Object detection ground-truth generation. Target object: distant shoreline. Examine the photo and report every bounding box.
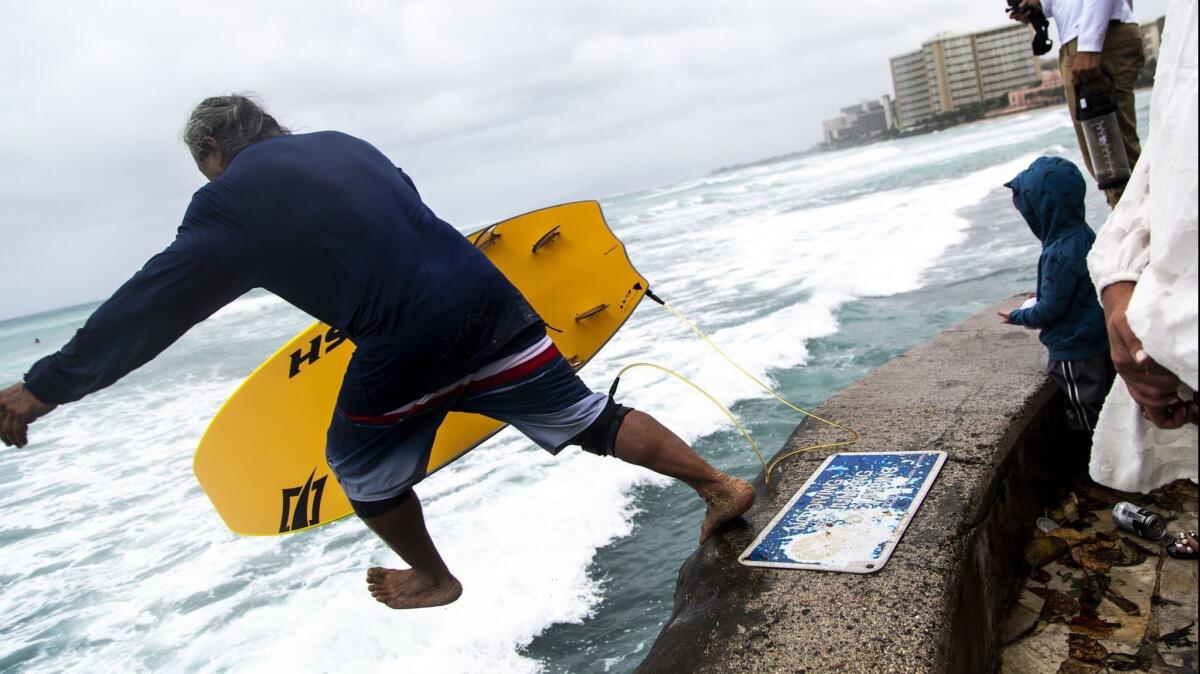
[977,82,1154,125]
[0,299,102,327]
[819,83,1155,153]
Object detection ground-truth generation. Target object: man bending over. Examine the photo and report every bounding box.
[0,94,755,610]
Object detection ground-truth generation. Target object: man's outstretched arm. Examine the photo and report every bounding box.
[3,212,258,447]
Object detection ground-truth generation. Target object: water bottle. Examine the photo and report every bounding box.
[1076,74,1132,190]
[1112,502,1166,541]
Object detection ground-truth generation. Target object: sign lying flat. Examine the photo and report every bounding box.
[739,451,946,573]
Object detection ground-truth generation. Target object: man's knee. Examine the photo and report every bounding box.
[349,488,413,519]
[570,398,633,457]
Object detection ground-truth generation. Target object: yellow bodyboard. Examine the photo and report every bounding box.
[193,202,647,536]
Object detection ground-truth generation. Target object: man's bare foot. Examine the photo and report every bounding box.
[698,473,755,544]
[366,567,463,609]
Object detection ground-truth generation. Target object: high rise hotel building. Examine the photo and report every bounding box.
[890,25,1041,130]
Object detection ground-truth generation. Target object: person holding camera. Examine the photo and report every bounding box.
[1009,0,1145,207]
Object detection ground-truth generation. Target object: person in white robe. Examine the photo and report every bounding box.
[1086,0,1198,494]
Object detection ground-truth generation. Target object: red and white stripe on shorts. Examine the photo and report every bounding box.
[342,336,559,424]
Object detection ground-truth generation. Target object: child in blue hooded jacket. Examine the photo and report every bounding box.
[1002,156,1114,432]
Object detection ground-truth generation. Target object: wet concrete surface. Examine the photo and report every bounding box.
[638,296,1090,673]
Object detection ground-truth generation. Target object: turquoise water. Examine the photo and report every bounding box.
[0,93,1147,673]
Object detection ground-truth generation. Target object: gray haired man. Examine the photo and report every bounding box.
[0,95,756,610]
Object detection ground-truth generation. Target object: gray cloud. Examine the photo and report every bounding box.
[0,0,1167,319]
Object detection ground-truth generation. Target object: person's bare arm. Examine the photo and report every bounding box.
[1072,52,1104,84]
[1074,0,1119,83]
[1101,282,1189,428]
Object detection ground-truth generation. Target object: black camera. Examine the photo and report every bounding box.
[1007,0,1054,56]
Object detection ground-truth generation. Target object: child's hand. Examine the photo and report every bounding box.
[997,311,1012,324]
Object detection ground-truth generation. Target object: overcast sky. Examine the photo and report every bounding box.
[0,1,1168,320]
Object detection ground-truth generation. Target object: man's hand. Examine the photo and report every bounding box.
[1150,401,1194,429]
[0,383,56,448]
[1072,52,1104,85]
[1100,282,1185,429]
[1008,0,1041,23]
[997,311,1013,324]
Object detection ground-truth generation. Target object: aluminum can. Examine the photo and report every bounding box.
[1112,501,1166,541]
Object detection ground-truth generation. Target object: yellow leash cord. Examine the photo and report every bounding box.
[613,361,770,472]
[611,290,860,483]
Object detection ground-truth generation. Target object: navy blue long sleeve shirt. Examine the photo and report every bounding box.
[24,131,541,414]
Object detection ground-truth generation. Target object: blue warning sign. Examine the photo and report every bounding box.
[740,451,946,573]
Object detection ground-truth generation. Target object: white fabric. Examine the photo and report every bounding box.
[1089,385,1197,492]
[1041,0,1136,52]
[1087,0,1198,493]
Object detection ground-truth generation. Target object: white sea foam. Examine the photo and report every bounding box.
[209,292,289,320]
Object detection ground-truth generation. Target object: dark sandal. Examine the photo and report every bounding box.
[1166,531,1199,560]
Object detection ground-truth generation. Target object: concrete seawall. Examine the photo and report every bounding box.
[639,296,1084,673]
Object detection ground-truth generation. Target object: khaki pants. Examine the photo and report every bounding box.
[1060,22,1146,207]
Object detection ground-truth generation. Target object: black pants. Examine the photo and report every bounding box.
[1047,354,1117,432]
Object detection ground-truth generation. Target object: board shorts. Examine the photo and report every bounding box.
[325,329,609,512]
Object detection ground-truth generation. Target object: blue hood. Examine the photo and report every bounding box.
[1005,156,1092,244]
